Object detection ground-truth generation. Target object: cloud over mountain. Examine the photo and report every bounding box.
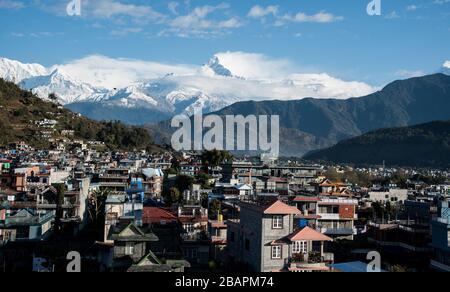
[1,52,377,124]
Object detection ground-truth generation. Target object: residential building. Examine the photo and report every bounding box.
[227,200,333,272]
[293,196,358,240]
[431,199,450,272]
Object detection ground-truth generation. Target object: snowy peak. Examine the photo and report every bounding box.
[0,54,378,125]
[0,57,48,83]
[103,85,159,109]
[203,56,234,77]
[20,67,106,105]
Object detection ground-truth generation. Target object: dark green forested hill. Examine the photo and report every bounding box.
[148,73,450,157]
[0,78,159,151]
[303,120,450,167]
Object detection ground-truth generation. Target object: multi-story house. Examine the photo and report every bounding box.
[179,162,202,177]
[227,200,333,272]
[209,218,227,262]
[0,209,55,242]
[431,199,450,272]
[294,196,358,240]
[368,189,409,204]
[98,168,130,193]
[221,162,319,189]
[213,179,253,201]
[107,219,188,272]
[311,179,353,197]
[141,168,164,199]
[178,204,209,267]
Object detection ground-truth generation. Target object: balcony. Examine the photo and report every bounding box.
[182,232,208,242]
[317,213,340,220]
[288,252,333,272]
[320,227,356,235]
[317,213,358,220]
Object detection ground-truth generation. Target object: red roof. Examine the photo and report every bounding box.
[264,200,301,215]
[288,226,332,242]
[142,207,178,224]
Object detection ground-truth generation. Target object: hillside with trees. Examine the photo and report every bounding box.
[0,78,159,151]
[304,120,450,167]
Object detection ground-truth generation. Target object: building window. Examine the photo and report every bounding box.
[272,215,283,229]
[184,248,198,259]
[271,245,282,259]
[292,241,308,254]
[245,239,250,251]
[184,223,194,233]
[125,243,134,255]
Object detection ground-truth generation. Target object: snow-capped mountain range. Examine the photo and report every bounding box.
[3,54,445,125]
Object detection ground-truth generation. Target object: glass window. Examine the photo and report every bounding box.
[292,241,308,254]
[125,242,134,255]
[271,245,282,259]
[272,215,283,229]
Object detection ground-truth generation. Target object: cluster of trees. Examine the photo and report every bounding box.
[324,168,374,187]
[162,150,233,206]
[324,167,448,188]
[201,149,232,174]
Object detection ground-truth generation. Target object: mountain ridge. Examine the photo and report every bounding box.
[303,120,450,167]
[147,73,450,157]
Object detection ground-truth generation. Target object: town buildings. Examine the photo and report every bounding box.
[1,140,450,273]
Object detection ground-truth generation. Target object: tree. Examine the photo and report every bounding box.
[88,189,109,225]
[52,183,66,234]
[201,149,232,174]
[175,175,194,192]
[196,172,213,189]
[169,187,182,205]
[209,200,222,219]
[371,201,385,222]
[324,167,342,182]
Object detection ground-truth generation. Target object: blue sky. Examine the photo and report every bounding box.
[0,0,449,85]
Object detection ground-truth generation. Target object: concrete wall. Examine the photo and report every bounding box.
[261,214,293,272]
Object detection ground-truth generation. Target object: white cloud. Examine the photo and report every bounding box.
[247,5,343,26]
[208,51,295,79]
[395,69,425,78]
[443,61,450,68]
[110,27,142,36]
[218,18,243,28]
[247,5,278,18]
[11,31,63,38]
[385,11,400,19]
[168,1,179,15]
[434,0,450,4]
[276,11,343,26]
[54,55,197,89]
[0,0,24,9]
[162,3,242,37]
[51,52,375,101]
[406,5,418,11]
[85,0,165,21]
